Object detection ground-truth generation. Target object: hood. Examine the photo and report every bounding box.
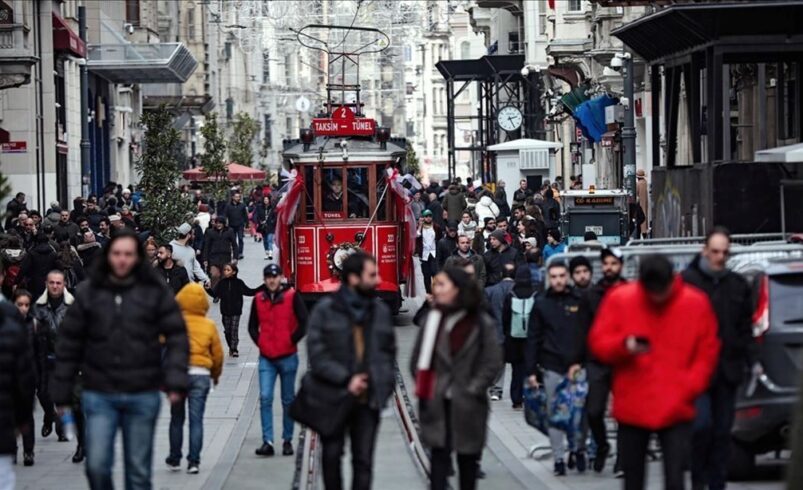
[478,195,493,206]
[36,289,75,306]
[176,282,209,316]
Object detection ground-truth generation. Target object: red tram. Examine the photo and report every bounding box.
[274,25,416,312]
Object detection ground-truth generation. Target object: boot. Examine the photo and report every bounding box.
[72,445,85,463]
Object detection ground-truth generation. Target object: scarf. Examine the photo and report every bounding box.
[699,256,728,281]
[415,308,466,400]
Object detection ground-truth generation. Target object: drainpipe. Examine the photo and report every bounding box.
[621,51,637,199]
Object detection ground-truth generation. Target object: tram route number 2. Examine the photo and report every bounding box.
[312,106,376,137]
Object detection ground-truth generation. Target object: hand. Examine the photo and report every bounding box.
[625,335,650,355]
[167,391,184,405]
[203,280,211,289]
[527,375,539,389]
[425,294,434,306]
[203,261,208,268]
[567,364,581,381]
[348,373,369,397]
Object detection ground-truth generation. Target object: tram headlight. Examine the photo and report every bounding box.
[376,126,390,150]
[300,128,314,151]
[340,139,349,161]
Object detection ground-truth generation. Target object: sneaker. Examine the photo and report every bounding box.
[613,456,624,478]
[213,297,220,304]
[238,255,245,260]
[490,394,501,401]
[554,460,566,476]
[282,441,294,456]
[255,442,275,457]
[593,444,609,473]
[476,467,486,479]
[576,451,587,473]
[511,403,523,410]
[166,458,181,472]
[264,252,270,260]
[23,452,34,467]
[232,350,239,358]
[187,464,199,474]
[57,434,68,443]
[268,253,273,260]
[567,452,576,470]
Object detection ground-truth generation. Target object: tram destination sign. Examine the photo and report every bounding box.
[312,106,376,137]
[573,196,615,206]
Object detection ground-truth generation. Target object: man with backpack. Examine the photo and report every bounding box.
[484,264,516,401]
[502,266,537,409]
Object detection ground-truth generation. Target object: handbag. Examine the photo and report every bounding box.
[289,372,355,437]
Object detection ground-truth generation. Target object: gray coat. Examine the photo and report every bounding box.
[410,310,503,454]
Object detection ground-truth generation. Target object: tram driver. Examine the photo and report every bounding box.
[322,171,369,219]
[323,178,345,214]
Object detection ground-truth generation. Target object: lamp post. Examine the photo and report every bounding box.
[616,51,637,199]
[79,6,90,196]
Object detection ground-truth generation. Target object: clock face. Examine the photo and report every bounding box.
[497,106,523,132]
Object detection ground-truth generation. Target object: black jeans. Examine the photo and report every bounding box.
[692,382,737,490]
[430,400,480,490]
[421,258,438,295]
[509,361,526,405]
[585,364,612,454]
[321,404,380,490]
[619,422,691,490]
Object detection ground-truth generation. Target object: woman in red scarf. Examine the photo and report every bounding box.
[410,267,502,490]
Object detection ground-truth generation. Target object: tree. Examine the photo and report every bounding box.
[200,113,229,202]
[405,141,421,179]
[229,112,260,167]
[135,107,195,243]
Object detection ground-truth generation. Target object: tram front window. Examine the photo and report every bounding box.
[347,168,369,218]
[322,169,344,218]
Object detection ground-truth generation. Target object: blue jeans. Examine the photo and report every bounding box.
[82,390,161,490]
[168,375,211,465]
[258,354,299,444]
[233,225,245,256]
[262,232,275,253]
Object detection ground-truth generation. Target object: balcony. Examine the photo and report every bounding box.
[0,23,37,90]
[475,0,522,15]
[87,42,197,84]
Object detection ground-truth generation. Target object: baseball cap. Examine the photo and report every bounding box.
[422,209,433,217]
[263,264,282,277]
[177,223,192,235]
[600,247,624,263]
[446,220,458,231]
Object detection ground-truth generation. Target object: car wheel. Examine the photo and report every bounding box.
[727,441,756,481]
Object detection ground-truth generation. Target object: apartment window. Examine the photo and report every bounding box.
[264,115,272,148]
[539,0,548,35]
[285,117,293,138]
[460,41,470,60]
[262,51,271,83]
[285,55,292,86]
[568,0,583,11]
[125,0,140,26]
[404,45,413,63]
[508,32,520,54]
[226,97,234,120]
[187,8,195,40]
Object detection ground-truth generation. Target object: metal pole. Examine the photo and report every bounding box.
[79,6,91,197]
[622,52,637,199]
[780,182,786,238]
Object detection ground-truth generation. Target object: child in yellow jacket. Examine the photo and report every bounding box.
[167,282,224,473]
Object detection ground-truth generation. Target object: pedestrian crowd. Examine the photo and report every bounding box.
[411,176,755,490]
[0,181,291,490]
[0,175,762,490]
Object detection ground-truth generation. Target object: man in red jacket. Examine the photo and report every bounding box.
[248,264,308,457]
[589,255,720,490]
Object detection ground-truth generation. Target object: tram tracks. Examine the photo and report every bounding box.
[292,361,430,490]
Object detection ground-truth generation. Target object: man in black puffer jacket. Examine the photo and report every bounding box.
[222,191,249,259]
[0,271,35,485]
[203,217,237,279]
[51,228,188,490]
[682,228,754,490]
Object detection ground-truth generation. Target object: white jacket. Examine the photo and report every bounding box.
[474,195,499,224]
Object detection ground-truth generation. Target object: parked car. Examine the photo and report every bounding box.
[728,258,803,479]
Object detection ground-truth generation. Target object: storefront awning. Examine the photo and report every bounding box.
[53,13,85,58]
[612,1,803,64]
[87,43,197,84]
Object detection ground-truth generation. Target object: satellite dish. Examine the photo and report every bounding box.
[295,96,311,113]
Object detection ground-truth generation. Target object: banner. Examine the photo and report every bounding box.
[275,169,305,276]
[386,168,417,297]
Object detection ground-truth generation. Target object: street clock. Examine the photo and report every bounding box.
[497,105,523,132]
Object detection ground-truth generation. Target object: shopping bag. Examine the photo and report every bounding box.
[523,385,549,436]
[549,373,589,445]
